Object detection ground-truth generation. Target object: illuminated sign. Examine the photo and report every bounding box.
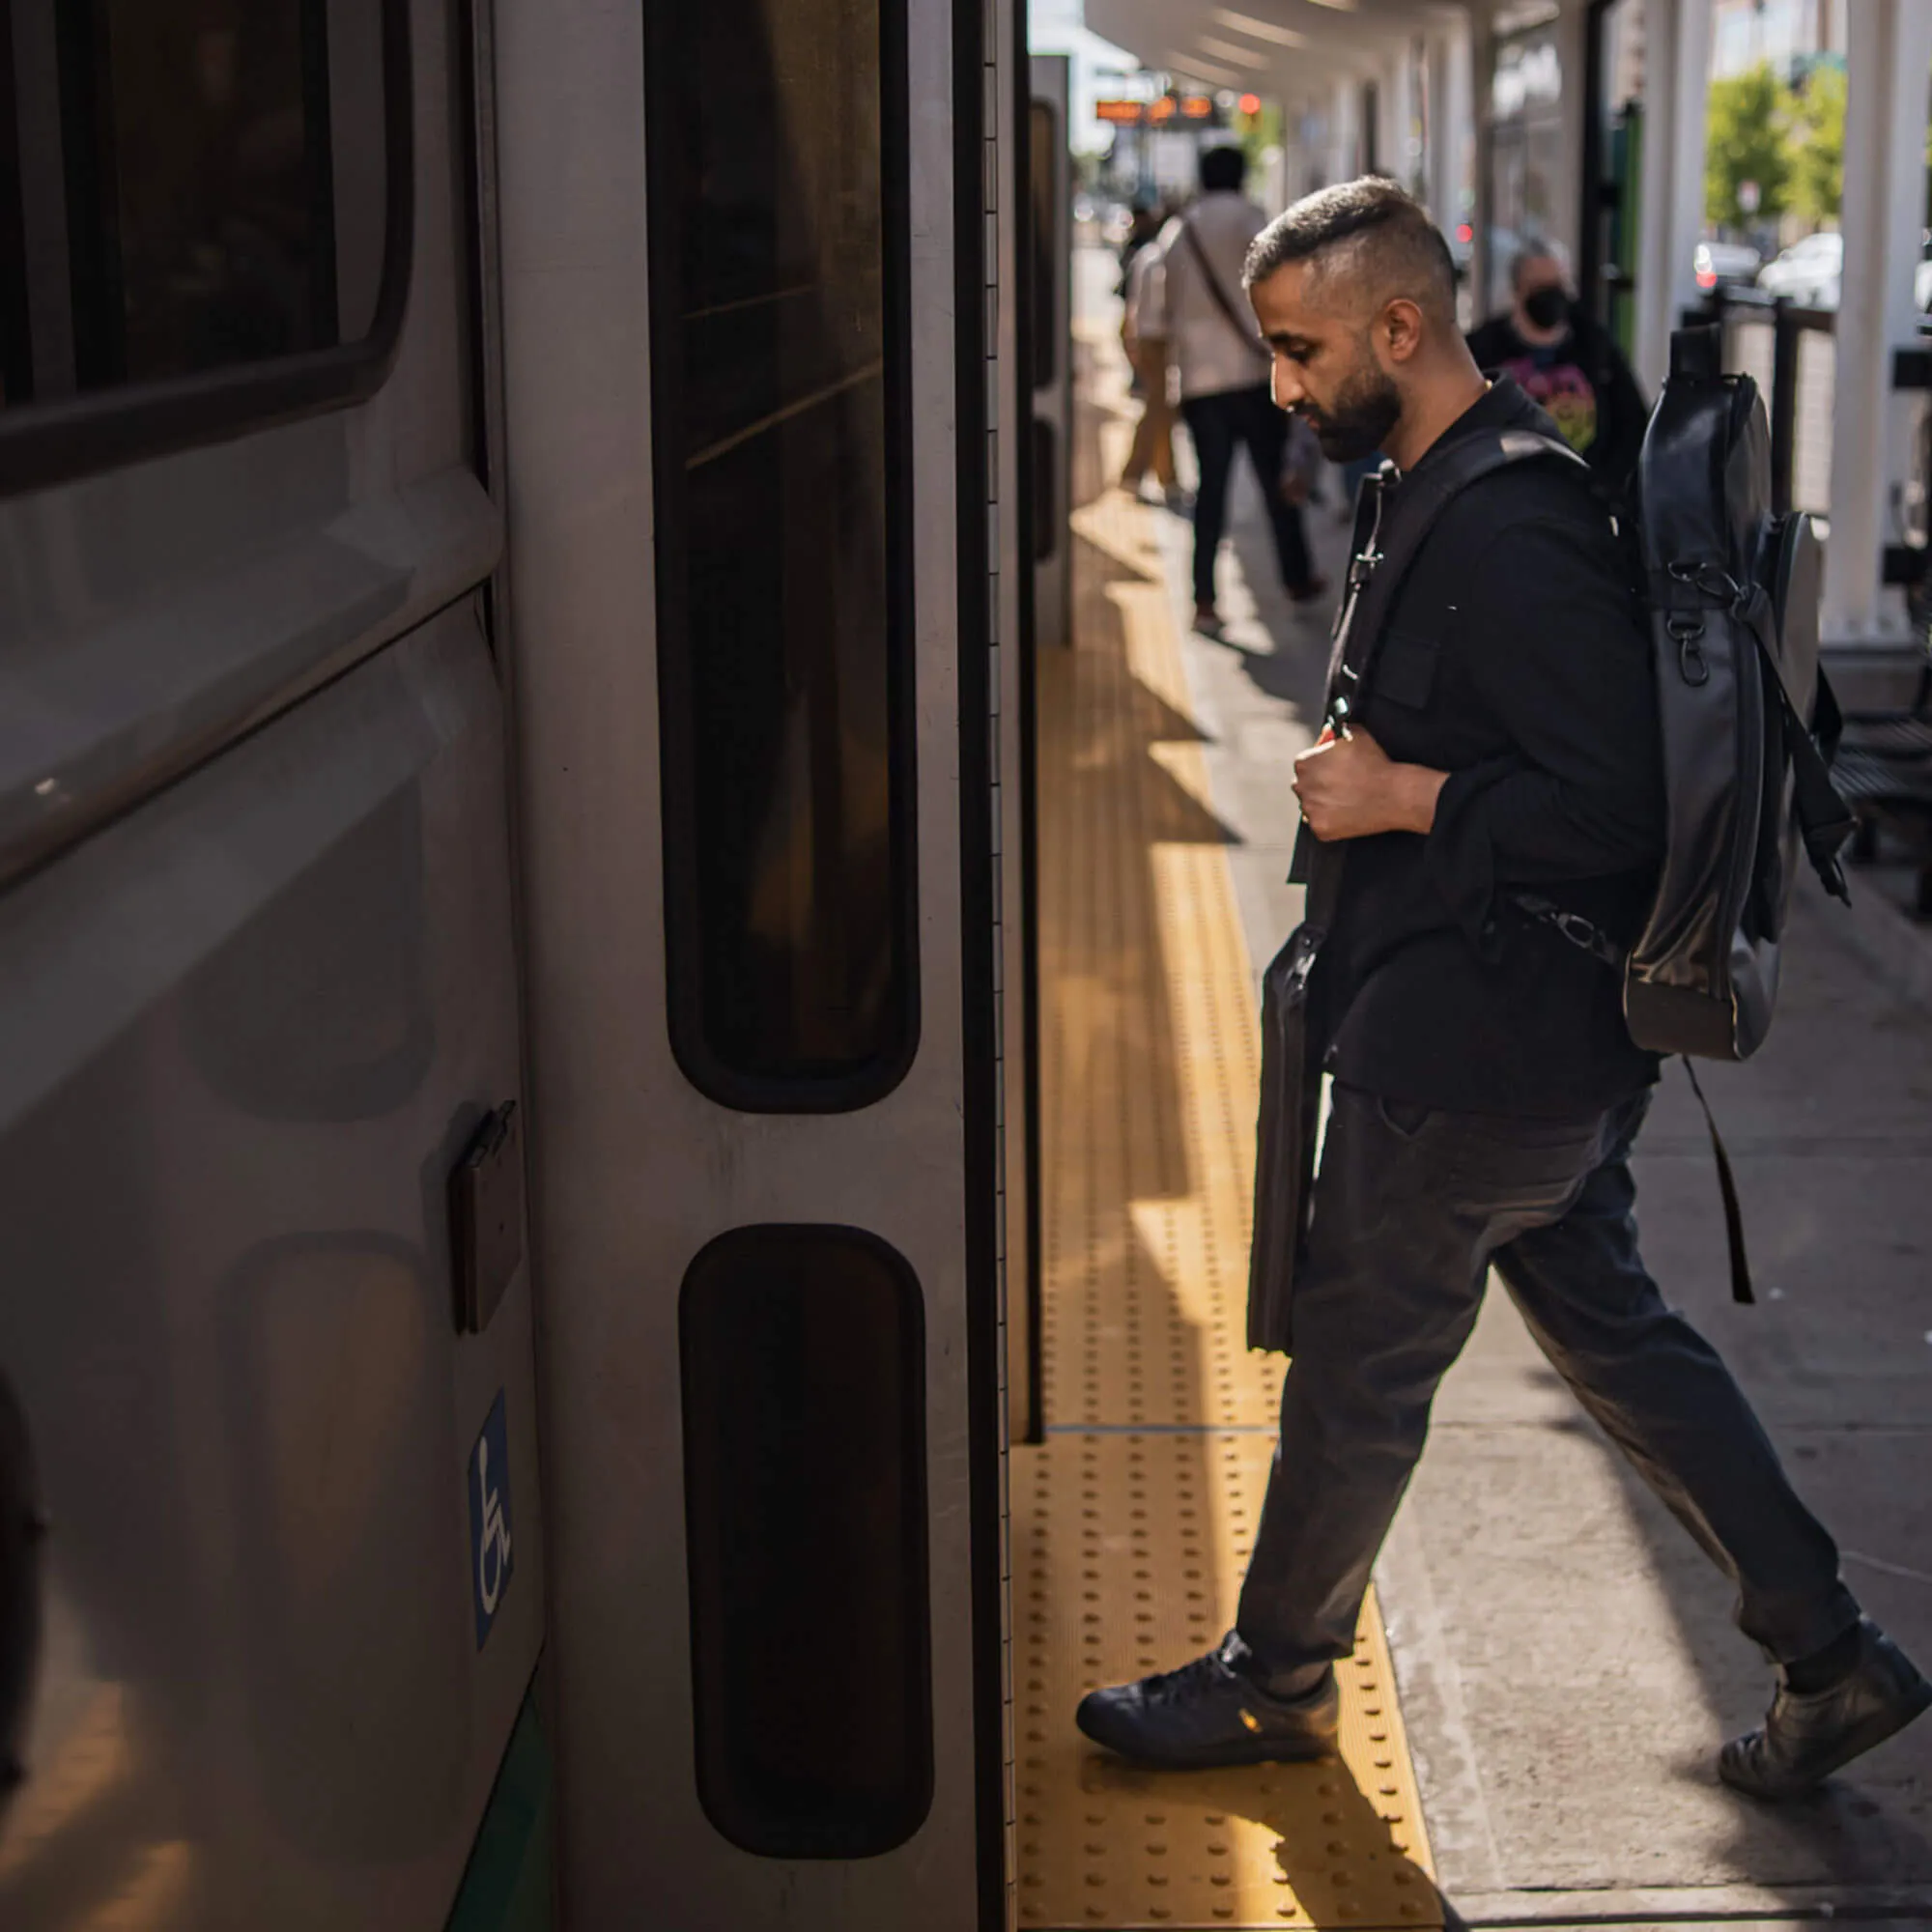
[1179,95,1214,118]
[1094,99,1146,123]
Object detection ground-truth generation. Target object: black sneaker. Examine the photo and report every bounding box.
[1075,1632,1340,1770]
[1719,1618,1932,1801]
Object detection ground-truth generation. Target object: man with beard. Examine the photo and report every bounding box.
[1076,178,1929,1802]
[1466,242,1649,502]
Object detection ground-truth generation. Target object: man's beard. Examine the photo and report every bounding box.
[1303,356,1404,465]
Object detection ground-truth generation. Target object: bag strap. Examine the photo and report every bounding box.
[1327,427,1589,729]
[1289,424,1587,912]
[1682,1059,1754,1304]
[1178,216,1268,364]
[1658,561,1856,901]
[1294,469,1394,927]
[1728,579,1855,897]
[1522,913,1759,1305]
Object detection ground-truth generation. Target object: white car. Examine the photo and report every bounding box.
[1756,231,1842,308]
[1918,255,1932,317]
[1695,240,1762,292]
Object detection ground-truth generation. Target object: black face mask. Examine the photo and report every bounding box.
[1521,286,1571,331]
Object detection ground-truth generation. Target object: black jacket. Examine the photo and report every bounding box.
[1311,378,1664,1117]
[1465,308,1649,501]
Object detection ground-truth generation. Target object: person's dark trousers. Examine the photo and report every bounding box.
[1236,1084,1860,1678]
[1180,384,1314,610]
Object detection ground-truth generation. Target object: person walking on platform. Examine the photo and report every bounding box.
[1077,178,1931,1800]
[1466,240,1649,503]
[1143,146,1324,633]
[1118,218,1179,503]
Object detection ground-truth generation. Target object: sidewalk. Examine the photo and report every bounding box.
[1077,248,1932,1927]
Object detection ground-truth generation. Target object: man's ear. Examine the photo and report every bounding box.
[1380,297,1427,365]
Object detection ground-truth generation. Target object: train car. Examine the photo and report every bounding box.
[0,0,1035,1926]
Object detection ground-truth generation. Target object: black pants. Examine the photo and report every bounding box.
[1180,384,1314,610]
[1236,1084,1859,1674]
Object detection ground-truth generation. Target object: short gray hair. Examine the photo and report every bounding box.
[1510,240,1570,289]
[1243,176,1456,325]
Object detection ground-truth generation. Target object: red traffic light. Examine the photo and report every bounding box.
[1238,93,1261,116]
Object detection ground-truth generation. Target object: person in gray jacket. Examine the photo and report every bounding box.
[1142,147,1323,631]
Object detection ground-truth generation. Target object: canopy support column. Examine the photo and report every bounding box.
[1425,19,1473,236]
[1632,0,1711,390]
[1822,0,1932,645]
[1469,9,1497,321]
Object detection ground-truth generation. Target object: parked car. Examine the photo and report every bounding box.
[1695,240,1762,292]
[1756,231,1842,308]
[1918,254,1932,318]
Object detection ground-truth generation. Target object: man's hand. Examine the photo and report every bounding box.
[1293,724,1448,841]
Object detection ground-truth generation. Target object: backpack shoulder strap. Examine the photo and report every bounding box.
[1292,424,1582,895]
[1177,215,1268,364]
[1330,427,1586,723]
[1664,567,1857,900]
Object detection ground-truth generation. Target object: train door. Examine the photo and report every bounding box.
[0,1,547,1927]
[495,0,1012,1926]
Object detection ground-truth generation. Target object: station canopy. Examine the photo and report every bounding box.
[1084,0,1471,98]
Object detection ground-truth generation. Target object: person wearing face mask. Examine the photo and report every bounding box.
[1076,178,1928,1810]
[1466,243,1649,502]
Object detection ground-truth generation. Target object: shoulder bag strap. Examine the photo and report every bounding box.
[1656,563,1857,900]
[1290,426,1585,908]
[1178,215,1268,365]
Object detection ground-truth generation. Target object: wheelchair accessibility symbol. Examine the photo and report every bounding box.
[468,1391,515,1648]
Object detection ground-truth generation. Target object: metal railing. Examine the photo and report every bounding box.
[1680,289,1932,542]
[1680,287,1838,518]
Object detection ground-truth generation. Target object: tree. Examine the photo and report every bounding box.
[1235,99,1283,187]
[1787,64,1846,225]
[1705,64,1792,231]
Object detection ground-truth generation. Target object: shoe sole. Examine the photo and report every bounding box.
[1719,1677,1932,1801]
[1075,1719,1339,1773]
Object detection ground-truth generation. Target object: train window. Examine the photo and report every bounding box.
[679,1226,931,1859]
[644,0,917,1111]
[1029,101,1055,391]
[0,0,409,494]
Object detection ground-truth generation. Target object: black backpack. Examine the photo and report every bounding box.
[1617,326,1854,1058]
[1494,327,1855,1304]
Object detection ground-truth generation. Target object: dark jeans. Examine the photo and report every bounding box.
[1237,1084,1859,1675]
[1180,384,1314,610]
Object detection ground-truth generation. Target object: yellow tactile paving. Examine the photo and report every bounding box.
[1037,473,1285,1433]
[1017,1435,1435,1930]
[1015,335,1438,1929]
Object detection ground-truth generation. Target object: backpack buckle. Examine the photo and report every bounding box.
[1666,612,1711,684]
[1665,558,1745,607]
